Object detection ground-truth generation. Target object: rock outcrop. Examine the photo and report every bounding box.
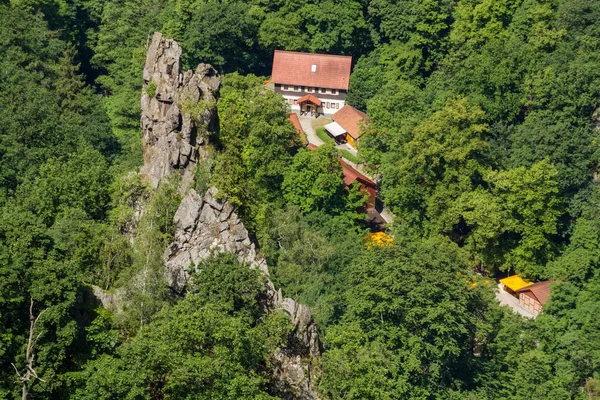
[90,285,124,314]
[165,187,321,399]
[140,32,321,398]
[141,32,220,188]
[270,296,322,399]
[164,187,269,293]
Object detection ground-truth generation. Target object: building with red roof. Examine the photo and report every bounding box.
[272,50,352,116]
[287,113,306,144]
[516,281,553,316]
[306,144,377,209]
[287,113,302,132]
[325,104,369,149]
[340,159,377,209]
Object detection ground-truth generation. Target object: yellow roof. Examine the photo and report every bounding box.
[499,275,533,292]
[365,232,393,248]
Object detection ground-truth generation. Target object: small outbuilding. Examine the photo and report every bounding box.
[516,280,553,316]
[331,105,368,149]
[340,159,377,209]
[288,113,303,134]
[499,275,553,316]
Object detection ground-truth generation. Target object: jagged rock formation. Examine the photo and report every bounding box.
[139,32,321,398]
[164,187,269,293]
[141,32,220,188]
[165,187,321,399]
[270,297,322,399]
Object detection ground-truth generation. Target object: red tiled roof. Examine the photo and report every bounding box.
[332,105,368,140]
[288,113,303,134]
[517,280,553,306]
[297,94,322,106]
[340,159,376,188]
[272,50,352,90]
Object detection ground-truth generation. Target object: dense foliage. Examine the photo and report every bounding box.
[2,0,600,399]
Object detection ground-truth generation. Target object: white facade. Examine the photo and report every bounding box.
[281,94,345,115]
[274,83,347,115]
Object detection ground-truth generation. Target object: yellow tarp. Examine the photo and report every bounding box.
[499,275,533,292]
[366,232,393,248]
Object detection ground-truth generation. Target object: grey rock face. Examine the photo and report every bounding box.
[141,32,220,188]
[164,187,269,292]
[140,33,320,398]
[165,187,321,399]
[91,285,123,314]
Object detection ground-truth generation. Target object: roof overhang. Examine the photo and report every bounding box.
[324,122,347,137]
[297,94,321,106]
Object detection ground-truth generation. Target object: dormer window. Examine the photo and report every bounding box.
[311,64,317,72]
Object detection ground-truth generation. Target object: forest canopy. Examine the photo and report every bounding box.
[1,0,600,399]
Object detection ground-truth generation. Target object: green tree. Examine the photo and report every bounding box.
[0,6,118,397]
[369,0,453,73]
[449,159,562,277]
[182,1,263,73]
[382,97,489,230]
[212,73,300,230]
[321,238,499,398]
[282,145,346,215]
[72,254,291,399]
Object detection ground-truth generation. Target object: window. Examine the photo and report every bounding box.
[283,85,288,91]
[288,98,293,105]
[311,64,317,72]
[307,87,313,93]
[321,88,326,94]
[336,103,340,109]
[326,102,330,108]
[294,86,299,91]
[321,102,324,107]
[293,99,297,105]
[332,89,338,95]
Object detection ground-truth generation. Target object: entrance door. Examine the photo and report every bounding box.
[306,105,312,113]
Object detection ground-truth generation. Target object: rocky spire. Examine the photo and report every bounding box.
[141,32,220,188]
[139,32,321,398]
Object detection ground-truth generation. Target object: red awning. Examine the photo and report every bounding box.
[297,94,321,106]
